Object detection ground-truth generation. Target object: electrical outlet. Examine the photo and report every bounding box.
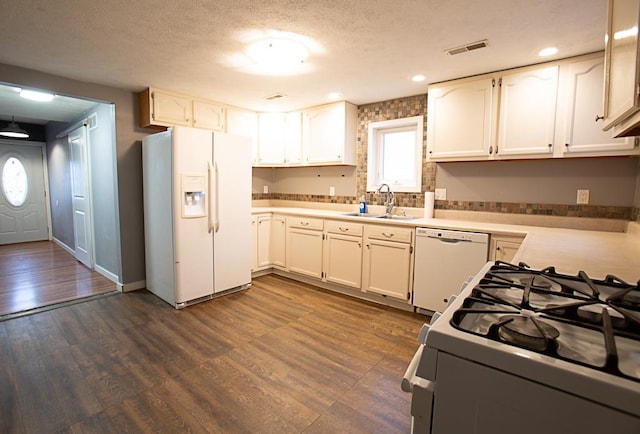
[263,185,269,194]
[329,186,336,196]
[576,189,589,205]
[434,188,447,200]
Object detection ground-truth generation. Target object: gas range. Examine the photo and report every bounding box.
[403,261,640,434]
[451,261,640,382]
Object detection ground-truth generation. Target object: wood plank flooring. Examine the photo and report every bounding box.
[0,241,116,317]
[0,273,427,433]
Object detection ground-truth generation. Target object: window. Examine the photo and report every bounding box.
[2,157,29,207]
[367,115,423,192]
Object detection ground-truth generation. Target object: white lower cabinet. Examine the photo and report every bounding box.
[322,220,363,289]
[490,234,525,263]
[270,214,286,269]
[362,225,414,301]
[286,217,324,278]
[252,213,271,272]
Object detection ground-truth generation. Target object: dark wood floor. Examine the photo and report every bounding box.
[0,273,427,433]
[0,241,116,317]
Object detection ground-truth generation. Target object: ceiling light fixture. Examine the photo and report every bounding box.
[0,116,29,139]
[538,47,558,57]
[328,92,343,100]
[411,74,426,82]
[20,89,54,102]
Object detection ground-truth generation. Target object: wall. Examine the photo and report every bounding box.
[0,62,147,286]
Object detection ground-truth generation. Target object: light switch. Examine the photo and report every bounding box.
[263,185,269,194]
[577,189,589,204]
[329,186,336,196]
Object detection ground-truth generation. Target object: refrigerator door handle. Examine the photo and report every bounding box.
[213,161,220,233]
[207,161,215,233]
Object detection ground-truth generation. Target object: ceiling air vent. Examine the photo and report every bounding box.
[265,93,287,101]
[445,39,489,56]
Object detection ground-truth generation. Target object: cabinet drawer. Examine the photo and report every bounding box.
[365,225,413,243]
[325,220,363,236]
[286,216,324,231]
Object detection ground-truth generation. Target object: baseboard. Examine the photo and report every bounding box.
[94,264,120,286]
[121,280,146,292]
[52,237,75,256]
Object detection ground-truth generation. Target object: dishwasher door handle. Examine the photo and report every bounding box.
[428,236,467,243]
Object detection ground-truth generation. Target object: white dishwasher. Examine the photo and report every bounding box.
[413,228,489,313]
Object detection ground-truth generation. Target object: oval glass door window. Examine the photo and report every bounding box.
[2,157,29,206]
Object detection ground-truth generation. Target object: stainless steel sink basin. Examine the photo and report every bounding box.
[341,212,384,218]
[342,212,416,220]
[375,214,417,220]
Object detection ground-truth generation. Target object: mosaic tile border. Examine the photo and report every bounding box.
[252,193,635,220]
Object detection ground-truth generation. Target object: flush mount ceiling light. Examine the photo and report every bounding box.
[328,92,343,100]
[411,74,426,82]
[0,116,29,139]
[538,46,558,57]
[19,89,54,102]
[224,30,324,76]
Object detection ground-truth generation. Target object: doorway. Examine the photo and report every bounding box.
[0,142,48,244]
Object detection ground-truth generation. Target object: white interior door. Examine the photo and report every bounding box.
[69,126,93,268]
[0,142,49,244]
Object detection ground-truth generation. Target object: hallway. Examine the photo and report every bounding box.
[0,241,117,318]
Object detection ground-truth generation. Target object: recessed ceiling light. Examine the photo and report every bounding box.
[538,47,558,57]
[328,92,343,100]
[20,89,54,102]
[411,74,426,82]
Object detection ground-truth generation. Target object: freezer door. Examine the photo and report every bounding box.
[212,132,252,293]
[172,126,215,303]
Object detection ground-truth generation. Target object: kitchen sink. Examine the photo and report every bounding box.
[341,212,416,220]
[375,214,417,220]
[341,212,384,218]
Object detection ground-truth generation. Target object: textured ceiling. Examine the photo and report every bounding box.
[0,0,607,123]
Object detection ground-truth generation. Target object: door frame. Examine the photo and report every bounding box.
[0,138,52,243]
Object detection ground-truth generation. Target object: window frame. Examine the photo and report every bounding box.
[366,115,423,193]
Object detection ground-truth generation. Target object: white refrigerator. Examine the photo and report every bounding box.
[142,126,252,308]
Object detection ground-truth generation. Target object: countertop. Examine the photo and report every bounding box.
[252,205,640,283]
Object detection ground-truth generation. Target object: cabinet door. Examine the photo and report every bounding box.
[152,89,192,127]
[362,238,412,300]
[193,100,225,131]
[563,56,636,155]
[257,113,286,165]
[323,233,362,288]
[497,66,558,157]
[256,216,272,268]
[603,0,640,129]
[427,78,495,160]
[226,107,258,164]
[302,102,356,165]
[251,215,258,271]
[285,112,303,164]
[270,215,286,268]
[287,228,323,278]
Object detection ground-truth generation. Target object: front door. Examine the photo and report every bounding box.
[0,142,49,244]
[68,126,93,268]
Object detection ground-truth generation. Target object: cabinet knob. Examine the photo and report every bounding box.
[595,115,604,122]
[489,146,493,155]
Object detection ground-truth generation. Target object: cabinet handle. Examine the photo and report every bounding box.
[339,227,349,232]
[300,221,309,226]
[358,242,362,248]
[366,244,370,249]
[595,115,604,122]
[489,146,493,155]
[565,143,570,148]
[382,232,394,238]
[548,143,552,150]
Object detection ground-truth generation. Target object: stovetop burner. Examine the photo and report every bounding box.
[451,261,640,382]
[495,314,560,352]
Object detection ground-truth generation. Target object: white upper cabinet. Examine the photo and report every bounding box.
[561,54,638,156]
[427,53,639,161]
[427,78,495,160]
[226,107,258,163]
[603,0,640,137]
[140,88,193,128]
[192,99,225,132]
[496,66,558,157]
[302,101,357,165]
[255,112,303,166]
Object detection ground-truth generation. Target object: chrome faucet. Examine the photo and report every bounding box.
[377,183,395,215]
